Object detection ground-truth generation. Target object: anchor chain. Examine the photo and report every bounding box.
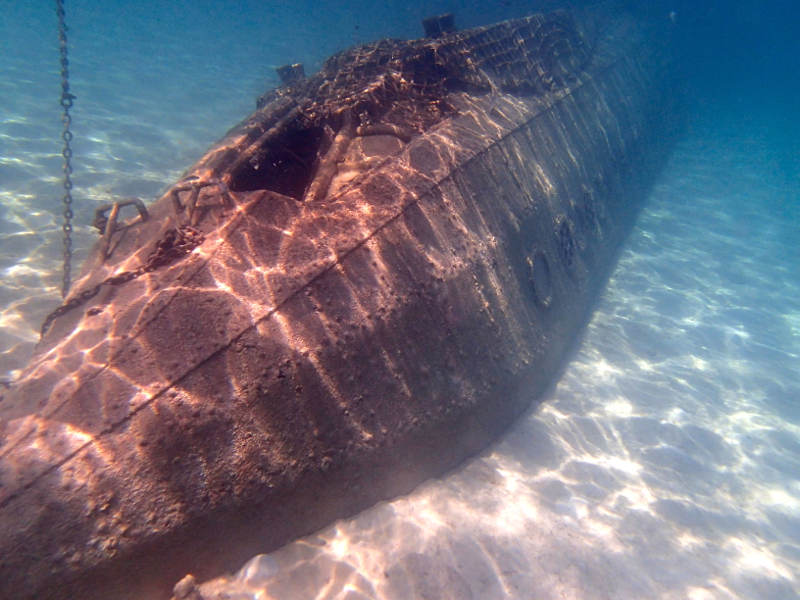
[40,226,205,337]
[56,0,76,298]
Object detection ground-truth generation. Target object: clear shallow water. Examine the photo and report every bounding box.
[1,1,799,598]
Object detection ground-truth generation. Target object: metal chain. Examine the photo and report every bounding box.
[56,0,76,298]
[39,226,206,337]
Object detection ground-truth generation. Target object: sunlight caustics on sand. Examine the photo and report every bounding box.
[1,3,798,598]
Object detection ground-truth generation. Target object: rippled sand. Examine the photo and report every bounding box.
[2,5,799,599]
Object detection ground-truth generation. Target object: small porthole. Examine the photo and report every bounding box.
[527,248,552,309]
[555,215,575,269]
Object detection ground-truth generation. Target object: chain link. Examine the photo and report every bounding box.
[40,226,205,337]
[56,0,76,298]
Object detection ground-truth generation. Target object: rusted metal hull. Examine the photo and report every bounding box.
[0,10,676,600]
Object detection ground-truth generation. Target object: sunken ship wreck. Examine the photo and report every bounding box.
[0,6,677,600]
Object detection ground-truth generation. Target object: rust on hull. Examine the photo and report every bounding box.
[0,8,677,600]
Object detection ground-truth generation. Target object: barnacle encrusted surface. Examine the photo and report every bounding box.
[257,12,589,134]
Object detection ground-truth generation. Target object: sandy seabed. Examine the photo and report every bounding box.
[1,8,799,598]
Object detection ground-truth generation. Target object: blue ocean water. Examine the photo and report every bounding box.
[1,0,799,598]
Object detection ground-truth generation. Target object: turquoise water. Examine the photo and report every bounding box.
[1,1,799,598]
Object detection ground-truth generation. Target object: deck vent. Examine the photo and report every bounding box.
[275,63,305,84]
[422,13,456,38]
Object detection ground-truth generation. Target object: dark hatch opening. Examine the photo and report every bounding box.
[227,123,324,200]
